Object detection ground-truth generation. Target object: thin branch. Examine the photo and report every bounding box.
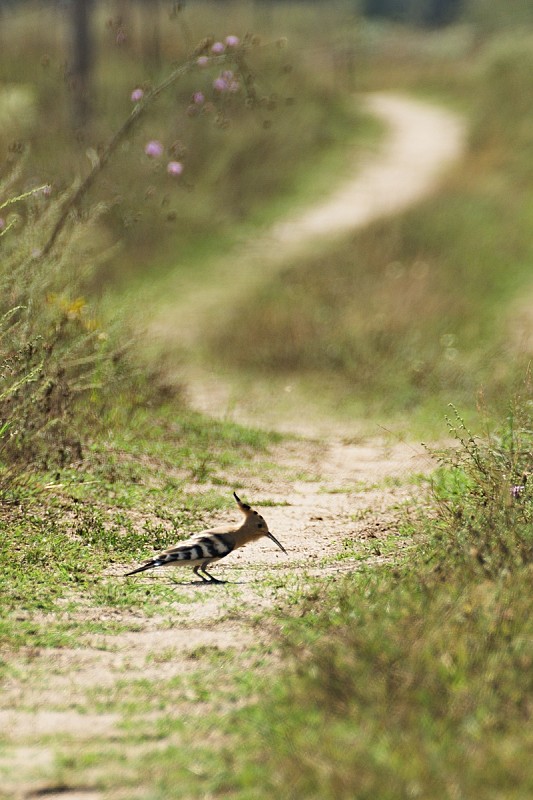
[0,184,50,212]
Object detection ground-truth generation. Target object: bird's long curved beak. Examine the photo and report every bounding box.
[267,531,287,554]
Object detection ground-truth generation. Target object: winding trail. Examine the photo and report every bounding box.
[2,94,466,800]
[272,92,465,246]
[152,91,466,428]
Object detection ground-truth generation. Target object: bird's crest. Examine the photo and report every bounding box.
[234,491,253,515]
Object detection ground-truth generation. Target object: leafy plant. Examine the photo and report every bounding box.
[0,184,126,474]
[429,398,533,576]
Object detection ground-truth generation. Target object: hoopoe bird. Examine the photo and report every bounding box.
[125,492,287,584]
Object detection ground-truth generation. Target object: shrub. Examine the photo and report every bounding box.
[0,182,127,475]
[430,398,533,577]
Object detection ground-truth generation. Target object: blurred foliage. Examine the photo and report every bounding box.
[361,0,533,30]
[0,1,361,286]
[464,0,533,33]
[0,180,134,476]
[209,25,533,415]
[362,0,464,27]
[469,33,533,180]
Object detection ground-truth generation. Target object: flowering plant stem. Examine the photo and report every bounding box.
[40,49,247,257]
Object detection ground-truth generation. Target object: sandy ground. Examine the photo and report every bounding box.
[1,93,465,800]
[2,436,433,800]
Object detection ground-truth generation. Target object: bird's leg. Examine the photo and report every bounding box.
[193,565,210,583]
[200,563,226,584]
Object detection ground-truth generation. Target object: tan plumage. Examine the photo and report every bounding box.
[125,492,287,584]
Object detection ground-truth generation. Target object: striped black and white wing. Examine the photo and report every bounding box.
[188,531,236,563]
[125,531,235,576]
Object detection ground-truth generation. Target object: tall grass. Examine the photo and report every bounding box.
[0,178,133,477]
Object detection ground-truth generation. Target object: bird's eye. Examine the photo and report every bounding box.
[257,523,263,528]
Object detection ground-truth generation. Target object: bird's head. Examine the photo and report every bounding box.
[233,491,287,554]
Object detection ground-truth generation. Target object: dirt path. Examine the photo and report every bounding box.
[151,92,465,430]
[2,436,434,800]
[271,91,464,245]
[151,92,465,356]
[2,93,465,800]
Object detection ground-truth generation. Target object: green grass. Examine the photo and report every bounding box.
[0,402,286,655]
[4,9,533,800]
[205,28,533,428]
[233,575,533,800]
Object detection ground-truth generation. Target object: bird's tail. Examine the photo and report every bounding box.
[124,562,155,576]
[125,544,195,576]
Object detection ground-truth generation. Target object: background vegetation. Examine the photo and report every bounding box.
[206,19,533,421]
[0,0,367,478]
[2,0,533,797]
[0,0,362,287]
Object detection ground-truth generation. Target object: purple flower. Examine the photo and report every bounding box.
[197,56,209,67]
[144,140,164,158]
[213,71,239,94]
[225,35,240,48]
[167,161,183,177]
[193,91,205,105]
[219,71,239,93]
[131,88,144,102]
[213,77,228,92]
[42,184,52,197]
[211,41,225,54]
[511,485,526,499]
[116,28,127,45]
